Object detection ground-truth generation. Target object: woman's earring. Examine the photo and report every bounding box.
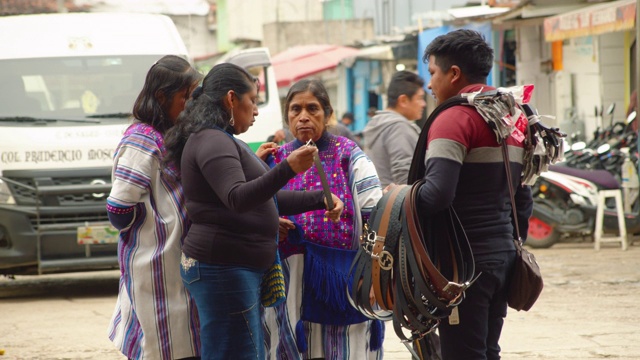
[229,107,235,126]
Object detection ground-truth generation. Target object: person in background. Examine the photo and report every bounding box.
[416,29,533,359]
[363,71,426,188]
[340,111,365,147]
[328,111,361,147]
[267,127,295,144]
[340,111,355,127]
[367,106,377,121]
[263,79,383,359]
[106,55,203,360]
[163,63,343,360]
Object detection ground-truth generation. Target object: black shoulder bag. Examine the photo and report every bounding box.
[501,135,544,312]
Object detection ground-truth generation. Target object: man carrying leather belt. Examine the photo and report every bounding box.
[414,29,533,359]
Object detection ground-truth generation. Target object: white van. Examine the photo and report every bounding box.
[224,47,284,150]
[0,13,282,275]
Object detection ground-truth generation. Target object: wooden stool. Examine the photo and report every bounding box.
[594,189,627,250]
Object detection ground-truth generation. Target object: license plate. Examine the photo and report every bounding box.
[77,224,119,245]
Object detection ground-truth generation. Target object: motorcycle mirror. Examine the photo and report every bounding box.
[597,143,611,154]
[626,111,637,124]
[606,103,615,115]
[571,141,586,151]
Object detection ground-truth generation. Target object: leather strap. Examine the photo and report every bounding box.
[348,189,394,320]
[408,96,468,184]
[403,181,472,303]
[502,141,521,241]
[371,184,409,310]
[370,184,405,308]
[348,179,477,341]
[377,185,410,309]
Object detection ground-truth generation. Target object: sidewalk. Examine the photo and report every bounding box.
[381,242,640,359]
[0,242,638,359]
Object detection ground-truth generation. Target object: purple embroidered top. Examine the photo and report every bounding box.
[273,132,382,258]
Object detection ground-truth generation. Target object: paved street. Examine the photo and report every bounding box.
[384,242,640,359]
[1,242,639,359]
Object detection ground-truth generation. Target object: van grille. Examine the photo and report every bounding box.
[28,212,109,230]
[5,174,111,206]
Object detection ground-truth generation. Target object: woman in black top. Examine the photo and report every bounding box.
[164,63,343,360]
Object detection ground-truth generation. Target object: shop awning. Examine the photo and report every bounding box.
[447,5,509,19]
[340,45,394,67]
[271,44,359,88]
[543,0,636,42]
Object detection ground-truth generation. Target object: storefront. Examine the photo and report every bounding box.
[542,0,635,138]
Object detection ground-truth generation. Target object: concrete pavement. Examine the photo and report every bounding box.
[381,242,640,359]
[1,242,638,359]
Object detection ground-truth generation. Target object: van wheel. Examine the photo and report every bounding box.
[527,216,560,248]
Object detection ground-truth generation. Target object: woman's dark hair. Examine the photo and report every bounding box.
[283,79,333,124]
[423,29,494,84]
[164,62,256,169]
[132,55,202,134]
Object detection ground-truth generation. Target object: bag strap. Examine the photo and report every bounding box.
[501,141,521,243]
[408,96,468,184]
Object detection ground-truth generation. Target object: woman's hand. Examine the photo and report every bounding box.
[324,193,344,222]
[278,217,295,242]
[256,142,278,160]
[286,145,317,173]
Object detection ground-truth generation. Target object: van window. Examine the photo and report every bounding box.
[0,55,159,120]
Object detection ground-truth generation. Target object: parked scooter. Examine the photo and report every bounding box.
[527,111,639,248]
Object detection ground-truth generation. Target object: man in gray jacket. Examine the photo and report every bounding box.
[363,70,426,188]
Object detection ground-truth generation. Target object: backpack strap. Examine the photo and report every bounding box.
[408,96,469,184]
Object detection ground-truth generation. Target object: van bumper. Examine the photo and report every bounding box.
[0,205,118,275]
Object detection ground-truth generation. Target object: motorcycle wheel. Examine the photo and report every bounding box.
[527,216,560,248]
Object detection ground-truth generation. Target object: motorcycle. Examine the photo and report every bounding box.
[527,111,639,248]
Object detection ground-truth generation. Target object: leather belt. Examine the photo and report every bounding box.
[348,179,477,343]
[348,186,394,320]
[370,184,409,310]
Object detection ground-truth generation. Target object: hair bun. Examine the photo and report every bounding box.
[192,86,203,99]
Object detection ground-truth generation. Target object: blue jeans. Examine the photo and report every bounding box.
[438,250,516,360]
[181,257,264,360]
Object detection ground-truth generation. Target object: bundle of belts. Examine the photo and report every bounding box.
[348,88,564,359]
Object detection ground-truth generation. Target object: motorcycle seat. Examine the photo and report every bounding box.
[549,165,620,190]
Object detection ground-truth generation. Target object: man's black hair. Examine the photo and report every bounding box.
[423,29,494,84]
[387,70,425,108]
[341,112,355,122]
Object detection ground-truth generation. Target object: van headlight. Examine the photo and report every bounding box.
[0,179,16,204]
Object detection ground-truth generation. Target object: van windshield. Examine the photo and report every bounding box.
[0,55,159,121]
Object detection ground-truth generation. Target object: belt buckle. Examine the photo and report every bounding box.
[443,273,482,306]
[377,250,393,270]
[363,230,377,254]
